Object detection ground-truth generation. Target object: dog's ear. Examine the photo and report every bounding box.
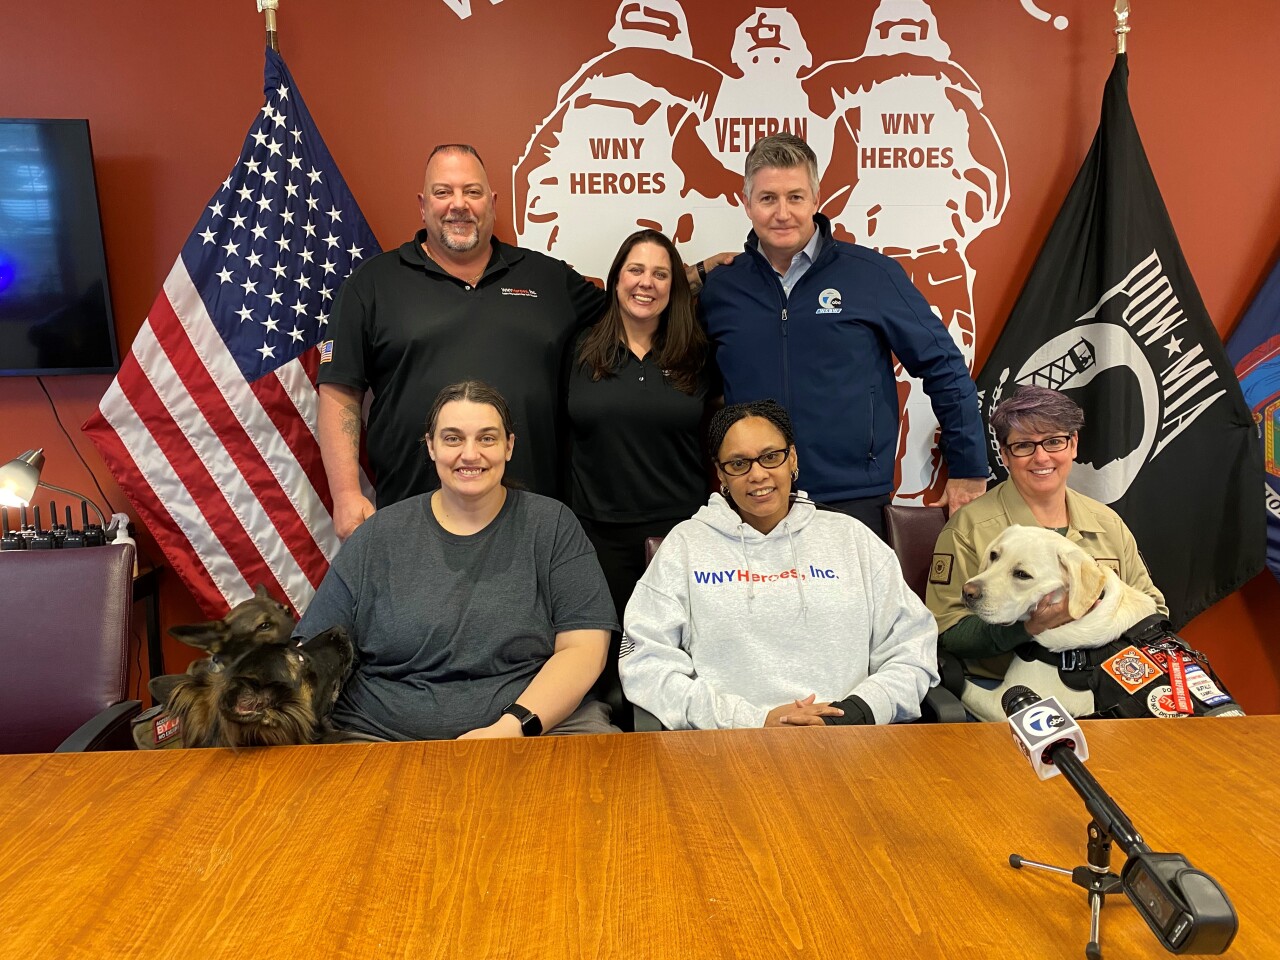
[149,672,189,706]
[186,657,219,677]
[1058,543,1106,619]
[168,621,230,654]
[253,584,270,601]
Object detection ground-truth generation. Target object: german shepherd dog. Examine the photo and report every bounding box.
[151,587,354,748]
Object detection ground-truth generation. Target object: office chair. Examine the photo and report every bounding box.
[882,505,967,721]
[0,544,142,753]
[592,636,634,733]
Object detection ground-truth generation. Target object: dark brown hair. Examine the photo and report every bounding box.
[577,229,706,395]
[425,379,517,438]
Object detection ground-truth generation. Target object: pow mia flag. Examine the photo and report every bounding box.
[976,54,1264,628]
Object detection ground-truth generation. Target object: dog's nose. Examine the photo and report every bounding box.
[962,581,982,603]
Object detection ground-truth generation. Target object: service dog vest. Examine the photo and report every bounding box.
[1014,616,1243,720]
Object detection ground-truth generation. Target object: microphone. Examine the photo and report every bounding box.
[1002,685,1139,848]
[1002,685,1237,953]
[1003,684,1089,781]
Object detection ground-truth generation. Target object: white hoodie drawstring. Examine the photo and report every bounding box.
[738,525,754,608]
[736,517,808,617]
[784,520,809,619]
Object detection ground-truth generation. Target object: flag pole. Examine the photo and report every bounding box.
[1114,0,1131,54]
[253,0,276,51]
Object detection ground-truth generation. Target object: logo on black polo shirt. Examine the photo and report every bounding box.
[501,287,539,298]
[816,288,842,314]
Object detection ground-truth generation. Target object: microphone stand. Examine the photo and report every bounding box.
[1008,746,1144,960]
[1011,820,1120,960]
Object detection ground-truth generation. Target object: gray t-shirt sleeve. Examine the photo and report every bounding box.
[294,539,360,641]
[547,502,619,635]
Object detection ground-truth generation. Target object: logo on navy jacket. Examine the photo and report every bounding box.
[816,288,843,314]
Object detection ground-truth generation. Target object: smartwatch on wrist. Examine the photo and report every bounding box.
[501,702,543,737]
[695,260,708,285]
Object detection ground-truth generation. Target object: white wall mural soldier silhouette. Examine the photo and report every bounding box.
[807,0,1009,500]
[513,0,741,274]
[513,0,1012,501]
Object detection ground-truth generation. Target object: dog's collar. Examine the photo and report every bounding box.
[1015,641,1114,673]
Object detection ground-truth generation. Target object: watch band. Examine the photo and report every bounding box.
[501,702,543,737]
[695,260,708,285]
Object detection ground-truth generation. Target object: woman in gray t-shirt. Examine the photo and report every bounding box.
[297,380,619,740]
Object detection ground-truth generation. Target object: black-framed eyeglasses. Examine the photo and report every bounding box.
[1004,435,1072,458]
[718,448,790,476]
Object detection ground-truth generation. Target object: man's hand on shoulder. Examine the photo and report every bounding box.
[685,252,737,294]
[333,493,375,541]
[928,477,987,513]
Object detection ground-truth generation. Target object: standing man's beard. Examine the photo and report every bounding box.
[439,215,480,253]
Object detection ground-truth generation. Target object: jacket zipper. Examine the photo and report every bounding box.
[867,387,877,462]
[780,306,790,408]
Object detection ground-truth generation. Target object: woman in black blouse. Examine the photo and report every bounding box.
[567,229,715,711]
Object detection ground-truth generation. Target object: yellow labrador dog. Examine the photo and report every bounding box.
[958,525,1158,722]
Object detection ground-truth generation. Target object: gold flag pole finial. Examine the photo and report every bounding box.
[253,0,276,51]
[1115,0,1131,54]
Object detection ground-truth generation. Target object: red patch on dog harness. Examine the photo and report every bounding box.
[154,713,181,743]
[1166,652,1196,715]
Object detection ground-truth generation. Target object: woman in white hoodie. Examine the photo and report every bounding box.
[619,399,939,730]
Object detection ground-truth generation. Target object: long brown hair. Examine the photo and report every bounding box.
[577,229,707,394]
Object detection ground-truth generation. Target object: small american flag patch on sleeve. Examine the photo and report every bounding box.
[319,340,334,363]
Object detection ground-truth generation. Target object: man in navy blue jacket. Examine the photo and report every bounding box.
[698,133,987,538]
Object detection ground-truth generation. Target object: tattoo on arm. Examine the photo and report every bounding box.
[338,402,362,451]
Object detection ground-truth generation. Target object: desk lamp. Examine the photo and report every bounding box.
[0,448,109,546]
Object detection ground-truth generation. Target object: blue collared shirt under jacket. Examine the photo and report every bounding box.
[777,227,822,298]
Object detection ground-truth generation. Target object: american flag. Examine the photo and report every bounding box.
[84,49,379,617]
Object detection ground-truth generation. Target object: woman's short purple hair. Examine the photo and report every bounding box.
[989,386,1084,445]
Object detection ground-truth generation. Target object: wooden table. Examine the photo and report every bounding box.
[1,718,1276,959]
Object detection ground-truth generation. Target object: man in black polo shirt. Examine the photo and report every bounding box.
[319,143,607,540]
[319,143,724,539]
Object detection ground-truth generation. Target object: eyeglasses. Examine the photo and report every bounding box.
[718,448,790,476]
[1004,435,1072,458]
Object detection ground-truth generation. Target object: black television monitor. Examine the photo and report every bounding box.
[0,118,119,376]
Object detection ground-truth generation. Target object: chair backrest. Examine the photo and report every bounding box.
[643,536,664,567]
[882,505,947,601]
[0,544,135,753]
